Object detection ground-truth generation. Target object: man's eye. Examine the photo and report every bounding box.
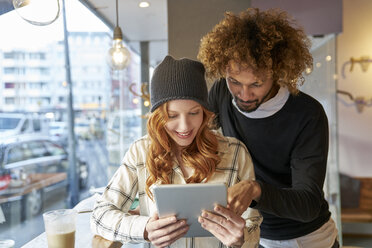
[229,80,239,85]
[251,82,262,88]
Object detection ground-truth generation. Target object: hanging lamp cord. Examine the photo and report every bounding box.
[116,0,119,27]
[113,0,123,40]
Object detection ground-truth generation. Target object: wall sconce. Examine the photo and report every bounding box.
[107,0,131,70]
[341,56,372,79]
[337,90,372,113]
[350,56,371,72]
[13,0,60,26]
[129,83,150,114]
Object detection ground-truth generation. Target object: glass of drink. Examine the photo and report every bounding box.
[0,239,15,248]
[43,209,77,248]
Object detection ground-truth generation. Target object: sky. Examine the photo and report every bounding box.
[0,0,110,49]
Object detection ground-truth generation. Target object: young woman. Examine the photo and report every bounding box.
[91,55,261,248]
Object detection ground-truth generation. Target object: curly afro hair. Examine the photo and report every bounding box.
[197,8,313,94]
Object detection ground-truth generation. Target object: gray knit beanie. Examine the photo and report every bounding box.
[150,55,209,112]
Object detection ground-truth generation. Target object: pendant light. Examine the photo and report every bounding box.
[107,0,131,70]
[13,0,60,26]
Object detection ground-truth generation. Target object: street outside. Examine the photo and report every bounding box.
[0,138,111,247]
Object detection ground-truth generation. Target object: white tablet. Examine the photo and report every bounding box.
[152,183,227,237]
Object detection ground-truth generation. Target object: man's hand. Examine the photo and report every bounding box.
[228,180,261,216]
[198,204,245,247]
[144,213,189,248]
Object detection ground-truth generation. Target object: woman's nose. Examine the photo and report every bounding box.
[178,115,190,130]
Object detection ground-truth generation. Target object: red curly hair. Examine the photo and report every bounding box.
[197,8,313,94]
[145,102,221,199]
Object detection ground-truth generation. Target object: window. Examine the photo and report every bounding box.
[32,119,41,132]
[6,145,24,164]
[3,52,15,59]
[4,67,15,74]
[28,141,48,158]
[20,119,29,133]
[0,117,21,129]
[44,141,65,156]
[29,52,46,60]
[4,82,15,89]
[0,0,141,246]
[5,97,15,104]
[40,68,49,75]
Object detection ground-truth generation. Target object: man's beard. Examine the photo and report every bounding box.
[233,84,276,113]
[234,98,261,113]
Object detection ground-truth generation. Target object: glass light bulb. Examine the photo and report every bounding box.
[13,0,60,26]
[107,39,131,70]
[139,1,150,8]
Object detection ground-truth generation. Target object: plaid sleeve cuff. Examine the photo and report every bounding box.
[124,215,151,242]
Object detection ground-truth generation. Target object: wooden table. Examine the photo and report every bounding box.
[342,208,372,223]
[0,173,67,204]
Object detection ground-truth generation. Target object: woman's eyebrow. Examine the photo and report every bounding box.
[168,105,201,112]
[190,105,201,110]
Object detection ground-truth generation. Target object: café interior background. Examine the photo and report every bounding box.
[1,0,372,247]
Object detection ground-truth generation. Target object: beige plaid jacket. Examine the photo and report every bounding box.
[91,132,261,248]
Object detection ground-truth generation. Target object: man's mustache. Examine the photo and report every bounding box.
[236,98,258,104]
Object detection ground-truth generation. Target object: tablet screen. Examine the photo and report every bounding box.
[152,183,227,237]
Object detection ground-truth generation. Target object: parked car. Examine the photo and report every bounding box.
[89,118,104,139]
[0,134,89,220]
[0,168,11,191]
[0,112,49,138]
[74,119,91,140]
[49,121,68,148]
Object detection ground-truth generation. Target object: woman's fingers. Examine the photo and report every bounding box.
[145,213,189,247]
[198,214,243,246]
[198,205,245,247]
[213,204,245,227]
[151,221,189,247]
[146,215,177,233]
[150,219,188,241]
[198,212,228,237]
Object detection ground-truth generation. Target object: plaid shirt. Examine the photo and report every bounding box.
[91,132,261,248]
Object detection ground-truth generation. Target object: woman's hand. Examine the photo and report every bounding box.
[198,205,245,247]
[228,180,261,216]
[144,213,189,248]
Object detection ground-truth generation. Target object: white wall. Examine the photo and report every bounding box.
[337,0,372,177]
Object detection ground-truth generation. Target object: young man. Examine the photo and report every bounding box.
[198,8,339,248]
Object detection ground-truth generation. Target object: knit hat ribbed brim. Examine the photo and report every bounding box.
[150,55,209,112]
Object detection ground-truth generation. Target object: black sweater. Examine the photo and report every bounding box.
[209,79,331,240]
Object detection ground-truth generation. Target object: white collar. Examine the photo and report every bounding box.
[232,87,290,119]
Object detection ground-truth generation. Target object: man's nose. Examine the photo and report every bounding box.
[238,86,253,101]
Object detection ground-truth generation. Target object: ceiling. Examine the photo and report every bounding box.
[0,0,168,66]
[79,0,168,66]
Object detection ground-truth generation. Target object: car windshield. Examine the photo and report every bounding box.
[0,117,21,130]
